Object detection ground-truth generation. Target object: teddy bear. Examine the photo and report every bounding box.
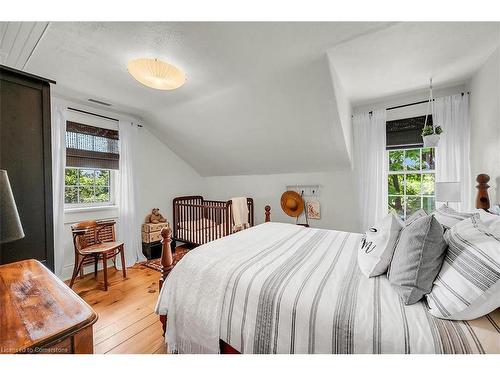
[145,208,167,224]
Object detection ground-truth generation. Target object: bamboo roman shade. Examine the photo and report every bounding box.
[66,121,119,169]
[386,115,433,150]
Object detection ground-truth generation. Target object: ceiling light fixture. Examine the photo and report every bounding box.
[127,58,186,91]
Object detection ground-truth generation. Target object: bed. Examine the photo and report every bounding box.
[155,216,500,354]
[172,196,254,249]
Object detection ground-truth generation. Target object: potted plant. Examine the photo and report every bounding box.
[422,125,442,148]
[421,78,442,148]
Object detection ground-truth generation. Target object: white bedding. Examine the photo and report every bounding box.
[155,222,500,354]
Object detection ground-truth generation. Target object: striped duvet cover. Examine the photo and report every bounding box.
[155,222,500,354]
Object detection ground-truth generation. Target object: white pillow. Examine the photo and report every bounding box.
[490,220,500,237]
[426,216,500,320]
[358,213,403,277]
[433,204,476,230]
[471,208,500,226]
[470,209,500,236]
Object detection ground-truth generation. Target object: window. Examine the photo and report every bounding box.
[64,120,119,208]
[388,147,435,221]
[65,168,113,205]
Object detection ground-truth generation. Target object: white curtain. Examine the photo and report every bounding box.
[117,120,145,269]
[51,98,67,277]
[434,94,471,211]
[353,109,388,231]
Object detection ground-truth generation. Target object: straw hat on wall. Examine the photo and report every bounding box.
[280,191,304,218]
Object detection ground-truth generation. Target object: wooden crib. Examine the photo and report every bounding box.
[172,196,254,248]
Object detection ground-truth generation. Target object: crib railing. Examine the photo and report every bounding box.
[172,196,254,247]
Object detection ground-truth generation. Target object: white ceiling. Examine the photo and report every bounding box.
[0,22,48,69]
[329,22,500,106]
[3,22,499,176]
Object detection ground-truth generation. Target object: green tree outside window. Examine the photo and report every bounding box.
[65,168,112,205]
[388,148,435,220]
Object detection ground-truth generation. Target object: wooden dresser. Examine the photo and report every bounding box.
[0,260,98,354]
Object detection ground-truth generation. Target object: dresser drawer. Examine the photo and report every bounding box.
[142,230,162,243]
[142,223,168,233]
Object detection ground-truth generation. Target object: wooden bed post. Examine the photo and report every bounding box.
[159,225,173,290]
[476,174,490,210]
[159,226,173,335]
[265,205,271,222]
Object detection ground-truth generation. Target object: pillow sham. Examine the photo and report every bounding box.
[358,213,403,277]
[472,209,500,236]
[405,209,427,226]
[489,220,500,237]
[388,215,447,305]
[426,216,500,320]
[472,208,500,226]
[433,205,475,231]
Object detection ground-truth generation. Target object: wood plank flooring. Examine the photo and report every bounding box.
[68,263,167,354]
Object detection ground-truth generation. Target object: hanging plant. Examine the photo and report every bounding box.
[421,79,442,148]
[422,125,443,137]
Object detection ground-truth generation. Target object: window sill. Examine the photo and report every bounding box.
[64,205,119,225]
[64,205,119,214]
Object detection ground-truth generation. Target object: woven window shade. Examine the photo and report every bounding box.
[66,121,119,169]
[386,115,432,150]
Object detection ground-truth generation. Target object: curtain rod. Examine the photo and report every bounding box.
[67,107,144,128]
[68,107,119,122]
[361,92,470,116]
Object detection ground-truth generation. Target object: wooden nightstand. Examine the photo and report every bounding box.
[0,259,98,354]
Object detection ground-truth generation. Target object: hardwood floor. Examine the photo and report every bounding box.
[68,263,167,354]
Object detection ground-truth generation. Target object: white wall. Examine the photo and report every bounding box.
[328,59,353,164]
[203,170,360,233]
[469,47,500,205]
[135,127,203,225]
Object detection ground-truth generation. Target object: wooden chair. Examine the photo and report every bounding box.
[70,220,126,291]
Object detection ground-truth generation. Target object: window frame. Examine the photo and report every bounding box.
[387,147,436,220]
[64,167,117,209]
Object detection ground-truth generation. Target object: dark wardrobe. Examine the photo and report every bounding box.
[0,65,55,270]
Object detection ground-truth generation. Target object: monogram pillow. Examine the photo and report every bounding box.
[358,213,403,277]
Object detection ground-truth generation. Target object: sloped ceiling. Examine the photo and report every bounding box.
[328,22,500,106]
[7,22,499,176]
[20,22,391,176]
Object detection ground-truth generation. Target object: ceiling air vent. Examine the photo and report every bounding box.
[88,98,112,106]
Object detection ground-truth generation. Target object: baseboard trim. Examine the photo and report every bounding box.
[60,260,115,282]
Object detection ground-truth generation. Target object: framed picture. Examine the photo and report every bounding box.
[306,200,320,220]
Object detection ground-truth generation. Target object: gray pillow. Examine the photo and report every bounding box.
[388,215,447,305]
[405,209,427,226]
